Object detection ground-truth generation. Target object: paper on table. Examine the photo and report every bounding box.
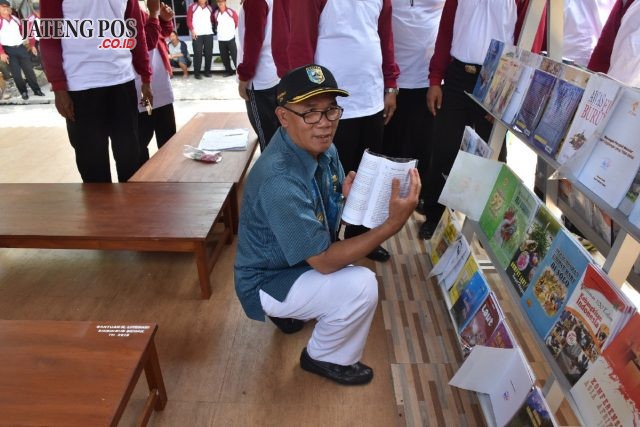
[198,128,249,151]
[438,151,502,221]
[449,346,534,427]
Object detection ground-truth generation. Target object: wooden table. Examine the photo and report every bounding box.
[129,112,259,233]
[0,182,233,298]
[0,320,167,426]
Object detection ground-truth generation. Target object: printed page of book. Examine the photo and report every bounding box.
[342,150,381,226]
[438,151,502,221]
[521,230,592,340]
[362,154,417,228]
[429,235,471,292]
[577,88,640,208]
[556,74,620,166]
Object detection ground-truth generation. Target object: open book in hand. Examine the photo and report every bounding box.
[341,149,417,228]
[197,128,249,151]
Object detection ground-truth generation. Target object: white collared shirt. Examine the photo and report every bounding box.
[0,16,24,47]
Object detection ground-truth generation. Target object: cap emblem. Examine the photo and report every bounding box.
[306,66,325,84]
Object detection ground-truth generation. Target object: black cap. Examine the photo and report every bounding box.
[0,1,11,7]
[276,64,349,106]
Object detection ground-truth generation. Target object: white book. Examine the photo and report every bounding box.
[197,128,249,151]
[556,73,620,165]
[577,87,640,208]
[341,150,417,228]
[460,126,493,158]
[501,51,543,125]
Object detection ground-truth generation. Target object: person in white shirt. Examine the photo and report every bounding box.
[214,0,238,77]
[382,0,444,217]
[607,0,640,86]
[563,0,615,67]
[187,0,216,79]
[0,0,44,100]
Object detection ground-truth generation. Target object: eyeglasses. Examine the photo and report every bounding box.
[281,105,344,124]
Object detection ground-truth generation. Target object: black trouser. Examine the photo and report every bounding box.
[423,59,506,222]
[66,80,140,183]
[4,44,40,94]
[138,103,177,164]
[245,84,279,150]
[382,87,434,201]
[192,34,213,76]
[218,38,237,72]
[334,111,385,240]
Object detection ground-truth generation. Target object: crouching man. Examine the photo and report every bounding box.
[234,64,421,385]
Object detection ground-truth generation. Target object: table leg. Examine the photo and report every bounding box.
[144,340,168,410]
[230,185,239,235]
[195,243,212,299]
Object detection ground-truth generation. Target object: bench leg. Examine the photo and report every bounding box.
[195,243,212,299]
[136,340,167,427]
[222,197,234,245]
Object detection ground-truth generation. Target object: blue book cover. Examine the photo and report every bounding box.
[514,70,557,138]
[520,229,591,339]
[450,271,491,333]
[532,79,585,157]
[472,39,505,101]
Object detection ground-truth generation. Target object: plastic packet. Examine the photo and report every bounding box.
[183,145,223,163]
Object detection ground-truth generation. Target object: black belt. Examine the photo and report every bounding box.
[451,58,481,75]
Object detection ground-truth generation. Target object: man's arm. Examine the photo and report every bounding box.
[378,0,399,89]
[428,0,456,87]
[125,0,152,84]
[307,170,421,274]
[186,3,195,36]
[39,0,67,90]
[588,0,630,72]
[236,0,269,82]
[287,0,325,69]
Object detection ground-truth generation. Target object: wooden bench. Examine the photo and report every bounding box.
[0,182,233,299]
[0,320,166,427]
[130,112,259,234]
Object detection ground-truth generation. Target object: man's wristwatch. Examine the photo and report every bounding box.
[384,87,399,95]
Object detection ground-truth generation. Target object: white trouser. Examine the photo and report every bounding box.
[259,266,378,366]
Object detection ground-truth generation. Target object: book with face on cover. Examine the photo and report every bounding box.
[341,149,417,228]
[543,264,635,386]
[472,39,505,101]
[506,205,561,296]
[571,313,640,426]
[556,73,620,165]
[460,292,504,356]
[577,87,640,208]
[532,79,585,157]
[520,229,592,340]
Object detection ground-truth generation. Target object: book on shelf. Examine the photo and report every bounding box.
[450,271,491,333]
[479,166,520,245]
[472,39,505,102]
[591,202,615,246]
[556,73,620,165]
[428,208,462,265]
[341,149,417,228]
[459,126,493,158]
[539,57,564,77]
[502,50,543,125]
[521,229,592,340]
[576,87,640,208]
[560,64,591,89]
[558,179,593,230]
[430,235,471,296]
[486,184,539,270]
[544,264,635,385]
[448,254,480,307]
[505,386,559,427]
[514,69,557,138]
[532,79,585,157]
[460,292,504,355]
[485,320,516,349]
[490,48,525,118]
[483,52,515,111]
[449,346,535,427]
[438,151,502,221]
[506,205,562,296]
[619,170,640,215]
[571,313,640,426]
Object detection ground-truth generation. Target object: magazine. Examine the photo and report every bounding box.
[472,39,505,101]
[460,293,503,355]
[514,70,557,138]
[506,386,558,427]
[450,271,491,333]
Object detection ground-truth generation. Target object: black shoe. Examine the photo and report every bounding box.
[194,74,202,80]
[300,348,373,385]
[415,198,426,215]
[366,245,390,262]
[203,73,212,78]
[21,92,28,100]
[268,316,304,334]
[419,220,438,240]
[223,71,235,77]
[33,89,45,96]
